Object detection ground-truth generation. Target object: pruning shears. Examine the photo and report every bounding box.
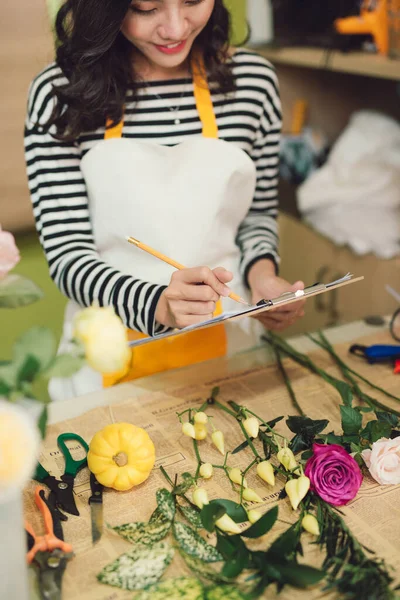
[349,343,400,373]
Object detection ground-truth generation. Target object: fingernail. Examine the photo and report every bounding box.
[222,286,231,297]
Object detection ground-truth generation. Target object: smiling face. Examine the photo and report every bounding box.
[121,0,215,78]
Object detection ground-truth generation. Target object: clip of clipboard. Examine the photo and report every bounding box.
[128,273,364,348]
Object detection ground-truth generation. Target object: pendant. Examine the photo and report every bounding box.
[174,118,180,125]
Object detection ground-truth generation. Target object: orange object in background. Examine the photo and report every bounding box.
[335,0,389,55]
[290,99,308,136]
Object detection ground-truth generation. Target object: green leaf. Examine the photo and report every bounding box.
[111,519,172,545]
[331,379,353,407]
[0,274,43,308]
[275,563,325,589]
[13,327,56,374]
[38,405,48,439]
[286,416,328,435]
[179,505,203,529]
[215,532,240,560]
[17,355,41,384]
[175,472,195,495]
[200,504,226,533]
[221,543,249,579]
[340,405,362,436]
[376,411,398,428]
[360,420,392,443]
[173,522,223,563]
[205,584,248,600]
[209,499,248,523]
[97,541,174,591]
[156,488,176,522]
[265,415,284,428]
[0,361,17,394]
[42,354,85,379]
[231,439,249,455]
[241,505,278,539]
[180,552,233,585]
[268,523,299,558]
[135,577,204,600]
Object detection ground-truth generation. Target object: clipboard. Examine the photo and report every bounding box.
[128,273,364,348]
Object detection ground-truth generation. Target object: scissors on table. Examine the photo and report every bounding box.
[26,486,74,600]
[34,432,89,517]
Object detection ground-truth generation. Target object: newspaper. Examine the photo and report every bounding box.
[24,332,400,599]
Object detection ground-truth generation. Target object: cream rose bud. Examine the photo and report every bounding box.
[361,437,400,485]
[73,306,130,374]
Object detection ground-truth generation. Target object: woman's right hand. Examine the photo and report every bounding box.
[155,266,233,329]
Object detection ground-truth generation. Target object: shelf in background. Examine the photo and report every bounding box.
[256,46,400,81]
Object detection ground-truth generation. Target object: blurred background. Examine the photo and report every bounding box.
[1,0,400,379]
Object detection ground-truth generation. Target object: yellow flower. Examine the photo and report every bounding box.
[243,417,259,439]
[194,423,207,441]
[194,412,208,424]
[215,514,241,534]
[182,422,196,439]
[228,467,248,487]
[199,463,213,479]
[192,487,209,509]
[285,476,310,510]
[0,401,39,500]
[242,488,263,503]
[211,430,225,455]
[302,514,320,536]
[256,460,275,486]
[247,509,262,524]
[73,306,130,374]
[277,447,297,471]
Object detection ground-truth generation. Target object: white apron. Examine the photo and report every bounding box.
[49,57,262,401]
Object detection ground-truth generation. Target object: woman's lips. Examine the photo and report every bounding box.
[154,40,187,55]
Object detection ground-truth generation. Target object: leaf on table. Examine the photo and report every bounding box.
[135,576,204,600]
[173,521,223,563]
[205,584,249,600]
[276,562,325,589]
[179,504,203,529]
[110,518,172,545]
[209,500,248,523]
[180,552,234,585]
[340,406,363,437]
[241,505,278,539]
[155,488,176,521]
[97,541,174,591]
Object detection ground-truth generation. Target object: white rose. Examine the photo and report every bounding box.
[73,306,131,374]
[361,437,400,485]
[0,400,40,502]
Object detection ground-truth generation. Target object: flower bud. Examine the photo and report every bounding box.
[215,514,241,535]
[302,514,320,536]
[277,447,297,471]
[256,460,275,487]
[211,430,225,455]
[192,487,209,509]
[285,475,310,511]
[243,417,259,439]
[228,467,248,488]
[194,411,208,425]
[194,423,207,441]
[182,422,196,439]
[242,488,263,503]
[247,509,262,524]
[199,463,213,479]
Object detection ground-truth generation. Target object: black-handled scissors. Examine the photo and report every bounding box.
[34,432,89,517]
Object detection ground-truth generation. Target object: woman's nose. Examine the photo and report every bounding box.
[158,9,188,41]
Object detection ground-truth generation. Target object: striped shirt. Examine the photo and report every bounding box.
[24,49,281,336]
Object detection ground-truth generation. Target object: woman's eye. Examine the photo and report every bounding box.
[130,5,157,14]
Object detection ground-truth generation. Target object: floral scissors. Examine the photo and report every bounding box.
[34,432,89,517]
[26,486,74,600]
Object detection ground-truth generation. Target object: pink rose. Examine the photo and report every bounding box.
[0,225,20,279]
[305,443,362,506]
[361,437,400,485]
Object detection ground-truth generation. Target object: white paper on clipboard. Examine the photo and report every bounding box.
[128,273,364,348]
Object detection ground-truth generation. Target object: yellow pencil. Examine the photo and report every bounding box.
[126,236,249,306]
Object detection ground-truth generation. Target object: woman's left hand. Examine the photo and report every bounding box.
[248,259,305,331]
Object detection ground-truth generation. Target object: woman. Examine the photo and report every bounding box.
[25,0,305,400]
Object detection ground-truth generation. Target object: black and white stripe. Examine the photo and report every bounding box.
[24,49,281,336]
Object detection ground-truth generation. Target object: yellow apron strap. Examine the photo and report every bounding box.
[192,56,218,139]
[104,117,124,140]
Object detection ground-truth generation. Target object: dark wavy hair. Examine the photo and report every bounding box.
[47,0,235,140]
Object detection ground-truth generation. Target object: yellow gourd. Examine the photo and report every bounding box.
[87,423,156,491]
